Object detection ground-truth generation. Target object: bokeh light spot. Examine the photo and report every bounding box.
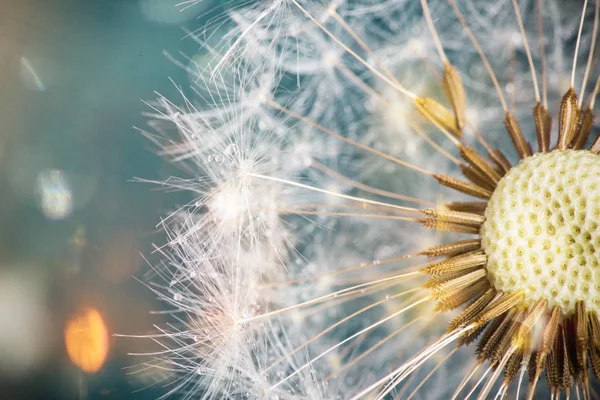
[36,169,72,220]
[64,307,109,374]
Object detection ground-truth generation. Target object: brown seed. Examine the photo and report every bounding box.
[460,145,502,184]
[447,289,497,333]
[533,102,552,152]
[445,201,488,214]
[460,164,496,191]
[418,218,480,234]
[434,279,489,311]
[421,251,486,275]
[442,62,467,133]
[572,108,594,149]
[434,174,492,200]
[414,96,463,139]
[419,239,482,258]
[429,269,487,302]
[475,291,524,327]
[420,208,485,225]
[488,148,513,174]
[557,87,580,150]
[504,111,532,158]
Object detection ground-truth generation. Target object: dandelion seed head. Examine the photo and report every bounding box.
[138,0,600,397]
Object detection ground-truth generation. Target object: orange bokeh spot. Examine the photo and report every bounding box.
[64,307,109,373]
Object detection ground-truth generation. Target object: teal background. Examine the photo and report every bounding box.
[0,0,229,398]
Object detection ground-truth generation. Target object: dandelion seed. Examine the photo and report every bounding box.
[137,0,600,398]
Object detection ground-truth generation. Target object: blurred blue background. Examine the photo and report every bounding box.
[0,0,228,398]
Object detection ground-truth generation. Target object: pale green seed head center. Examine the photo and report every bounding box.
[481,150,600,315]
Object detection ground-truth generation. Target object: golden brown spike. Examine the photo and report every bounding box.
[418,239,481,258]
[425,269,475,288]
[533,102,552,152]
[588,311,600,348]
[477,309,517,362]
[459,145,502,184]
[528,306,560,400]
[429,269,487,302]
[434,279,489,311]
[560,326,573,391]
[494,310,527,364]
[475,312,509,355]
[527,351,537,384]
[557,87,581,150]
[545,332,561,392]
[447,288,496,332]
[522,299,548,333]
[504,111,533,159]
[421,251,487,275]
[433,174,492,200]
[541,307,561,363]
[418,218,480,234]
[414,96,463,139]
[445,201,488,214]
[549,325,569,391]
[576,302,588,370]
[420,208,485,225]
[514,299,547,354]
[504,351,524,385]
[563,319,578,381]
[511,304,548,394]
[590,343,600,378]
[475,291,524,327]
[575,300,588,348]
[460,164,496,191]
[591,135,600,153]
[488,148,512,174]
[458,324,487,347]
[572,108,595,149]
[442,62,467,133]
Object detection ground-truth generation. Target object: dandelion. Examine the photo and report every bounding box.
[138,0,600,398]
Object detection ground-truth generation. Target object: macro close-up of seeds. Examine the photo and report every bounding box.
[2,0,600,399]
[136,0,600,398]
